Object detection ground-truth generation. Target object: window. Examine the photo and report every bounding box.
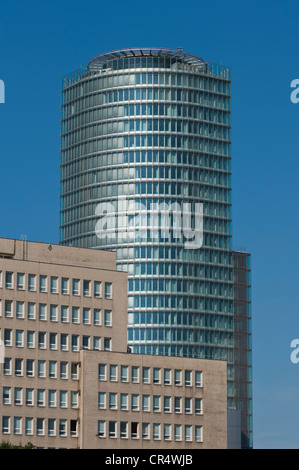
[27,331,35,348]
[94,281,101,298]
[185,370,192,386]
[195,398,202,415]
[164,368,171,385]
[131,366,139,383]
[2,416,10,434]
[38,332,46,349]
[83,279,91,297]
[37,389,45,406]
[61,306,69,322]
[104,310,112,326]
[60,333,68,351]
[3,358,12,375]
[174,369,182,386]
[48,419,56,436]
[39,275,47,292]
[5,300,12,317]
[60,362,68,379]
[27,302,35,320]
[60,391,67,408]
[50,276,58,293]
[36,418,45,436]
[153,423,160,440]
[15,358,23,376]
[49,361,57,378]
[72,306,79,324]
[26,388,33,406]
[48,390,56,407]
[120,422,128,439]
[174,397,182,413]
[59,419,67,436]
[25,417,33,435]
[70,420,78,437]
[93,336,100,350]
[28,274,36,291]
[99,364,106,381]
[72,279,80,295]
[120,393,128,410]
[3,387,11,405]
[104,337,111,351]
[153,395,161,412]
[37,360,45,378]
[110,365,117,381]
[121,366,128,382]
[14,388,22,405]
[16,301,24,319]
[185,397,192,414]
[98,392,106,409]
[142,423,150,439]
[131,422,138,439]
[14,417,21,435]
[153,368,161,384]
[61,277,69,294]
[94,309,101,325]
[71,391,79,408]
[174,424,182,441]
[164,424,171,441]
[17,273,25,290]
[142,394,150,412]
[4,329,12,346]
[82,335,90,349]
[98,421,105,438]
[109,421,116,438]
[72,335,79,351]
[50,304,58,322]
[16,329,24,347]
[131,394,139,411]
[195,371,202,387]
[195,425,203,442]
[83,308,90,324]
[26,359,34,377]
[164,396,171,413]
[104,282,112,299]
[39,304,46,321]
[185,425,192,442]
[49,332,57,350]
[71,362,79,380]
[109,393,117,410]
[5,271,13,289]
[142,367,150,384]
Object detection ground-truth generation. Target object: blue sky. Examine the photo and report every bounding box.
[0,0,298,449]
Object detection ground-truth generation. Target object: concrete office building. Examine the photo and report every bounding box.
[0,237,227,448]
[59,47,252,447]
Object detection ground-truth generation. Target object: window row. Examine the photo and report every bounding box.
[0,272,112,299]
[98,364,202,387]
[98,392,202,415]
[2,416,78,437]
[1,359,80,379]
[0,301,112,326]
[98,420,203,442]
[2,387,79,408]
[2,329,111,351]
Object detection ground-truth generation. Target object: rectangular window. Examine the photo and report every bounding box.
[37,389,45,406]
[61,305,69,322]
[185,397,192,414]
[60,362,68,379]
[71,362,79,380]
[82,335,90,349]
[94,309,101,325]
[109,421,116,438]
[153,368,161,384]
[2,416,10,434]
[99,364,106,381]
[3,358,12,375]
[49,361,57,378]
[142,423,150,440]
[25,417,33,435]
[70,420,78,437]
[164,368,171,385]
[98,392,106,409]
[195,398,202,414]
[48,390,56,407]
[153,423,160,440]
[109,393,117,410]
[3,387,11,405]
[5,300,13,317]
[98,421,105,438]
[72,306,79,324]
[38,332,46,349]
[71,335,79,351]
[28,274,36,291]
[110,365,117,381]
[39,304,46,321]
[174,424,182,441]
[14,417,21,435]
[36,418,45,436]
[185,370,192,386]
[60,391,67,408]
[49,332,57,350]
[26,359,34,377]
[39,275,47,293]
[185,425,192,442]
[93,336,100,350]
[14,387,22,405]
[94,281,101,298]
[142,367,150,384]
[61,277,69,294]
[5,271,13,289]
[131,394,139,411]
[27,302,35,320]
[27,331,35,348]
[104,310,112,326]
[50,276,58,293]
[83,308,90,324]
[71,391,79,408]
[120,422,128,439]
[59,419,67,436]
[50,304,58,322]
[142,394,150,412]
[15,358,23,376]
[195,371,202,387]
[153,395,161,412]
[60,333,68,351]
[132,366,139,383]
[164,396,171,413]
[174,369,182,386]
[195,425,203,442]
[26,388,33,406]
[72,279,80,295]
[4,329,12,346]
[104,282,112,299]
[131,422,138,439]
[16,301,24,319]
[120,365,128,382]
[164,424,171,441]
[174,397,182,413]
[120,393,128,410]
[48,419,56,436]
[17,273,25,290]
[104,337,111,351]
[38,360,45,378]
[83,279,91,297]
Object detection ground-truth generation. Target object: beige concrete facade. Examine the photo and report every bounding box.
[0,238,227,449]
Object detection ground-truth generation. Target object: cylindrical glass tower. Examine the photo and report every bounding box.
[59,48,252,447]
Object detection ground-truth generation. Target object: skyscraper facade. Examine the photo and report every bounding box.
[59,48,252,448]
